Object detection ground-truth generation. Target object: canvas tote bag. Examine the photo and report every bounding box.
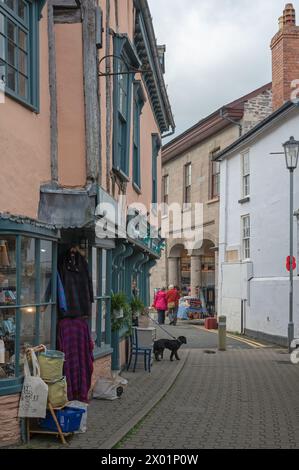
[19,350,48,418]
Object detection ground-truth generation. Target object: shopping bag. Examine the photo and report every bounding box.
[167,302,176,309]
[19,351,48,418]
[47,376,68,408]
[93,375,128,401]
[38,348,65,382]
[67,401,88,433]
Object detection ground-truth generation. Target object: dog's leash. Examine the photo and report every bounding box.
[147,313,177,340]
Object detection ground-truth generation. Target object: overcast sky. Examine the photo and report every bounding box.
[148,0,297,140]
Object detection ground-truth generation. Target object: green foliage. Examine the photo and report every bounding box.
[111,292,132,335]
[130,296,144,313]
[111,292,127,311]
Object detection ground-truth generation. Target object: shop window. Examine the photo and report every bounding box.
[0,0,40,110]
[0,234,57,388]
[91,247,110,351]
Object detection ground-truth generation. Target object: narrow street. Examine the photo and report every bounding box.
[15,321,299,450]
[117,323,299,449]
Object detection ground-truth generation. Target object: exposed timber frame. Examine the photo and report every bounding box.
[48,0,58,183]
[105,0,111,192]
[81,0,101,183]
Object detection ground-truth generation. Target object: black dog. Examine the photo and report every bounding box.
[153,336,187,361]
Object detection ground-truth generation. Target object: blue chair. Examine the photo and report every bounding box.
[127,327,153,373]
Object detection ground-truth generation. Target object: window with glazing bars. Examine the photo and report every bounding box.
[162,175,169,215]
[0,0,39,108]
[184,163,191,203]
[242,151,250,197]
[210,149,220,199]
[242,215,250,260]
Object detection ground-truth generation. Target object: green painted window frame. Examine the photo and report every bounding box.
[152,133,161,205]
[0,222,58,396]
[88,247,112,359]
[0,0,40,111]
[132,81,146,192]
[112,35,141,181]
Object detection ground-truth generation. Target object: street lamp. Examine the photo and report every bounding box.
[283,137,299,351]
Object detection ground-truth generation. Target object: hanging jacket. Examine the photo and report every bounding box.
[58,250,94,318]
[153,290,167,311]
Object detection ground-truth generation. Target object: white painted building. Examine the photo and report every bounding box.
[215,3,299,346]
[216,102,299,345]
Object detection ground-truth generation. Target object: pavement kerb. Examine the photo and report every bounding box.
[192,325,270,348]
[98,349,190,450]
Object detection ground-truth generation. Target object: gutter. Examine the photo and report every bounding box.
[214,101,296,161]
[137,0,175,135]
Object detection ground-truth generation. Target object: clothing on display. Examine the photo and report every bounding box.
[58,248,94,318]
[57,317,94,403]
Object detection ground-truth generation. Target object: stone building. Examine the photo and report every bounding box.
[151,85,272,313]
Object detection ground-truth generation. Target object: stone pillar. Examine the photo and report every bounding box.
[168,257,179,287]
[191,256,201,297]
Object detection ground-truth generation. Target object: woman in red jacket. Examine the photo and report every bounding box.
[153,287,167,324]
[166,285,180,326]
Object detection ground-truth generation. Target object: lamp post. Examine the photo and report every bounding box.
[283,137,299,352]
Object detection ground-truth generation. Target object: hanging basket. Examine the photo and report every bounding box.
[113,308,124,319]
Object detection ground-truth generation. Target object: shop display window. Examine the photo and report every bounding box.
[91,247,109,349]
[0,234,57,385]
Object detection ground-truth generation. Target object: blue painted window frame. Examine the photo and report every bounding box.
[152,133,161,204]
[112,35,141,181]
[132,81,146,192]
[0,221,59,396]
[0,0,40,111]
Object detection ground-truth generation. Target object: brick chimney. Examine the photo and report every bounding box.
[271,4,299,110]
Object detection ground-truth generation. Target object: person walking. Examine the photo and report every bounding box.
[166,285,180,326]
[153,287,167,325]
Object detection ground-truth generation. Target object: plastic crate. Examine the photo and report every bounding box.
[39,406,85,433]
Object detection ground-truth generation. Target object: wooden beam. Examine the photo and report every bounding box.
[105,0,111,192]
[48,1,58,183]
[53,8,82,23]
[81,0,101,183]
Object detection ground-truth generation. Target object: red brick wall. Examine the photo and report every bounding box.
[90,354,112,391]
[119,338,128,369]
[0,394,21,447]
[271,8,299,110]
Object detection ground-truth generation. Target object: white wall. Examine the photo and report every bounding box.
[219,107,299,341]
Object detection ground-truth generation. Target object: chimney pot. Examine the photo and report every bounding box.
[283,3,296,26]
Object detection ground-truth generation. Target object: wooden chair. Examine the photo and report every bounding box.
[126,327,153,373]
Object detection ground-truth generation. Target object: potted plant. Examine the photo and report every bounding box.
[111,292,127,319]
[130,297,144,316]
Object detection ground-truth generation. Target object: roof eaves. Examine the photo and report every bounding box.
[163,82,272,153]
[213,101,296,161]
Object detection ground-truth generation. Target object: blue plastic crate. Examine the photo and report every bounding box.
[39,406,86,433]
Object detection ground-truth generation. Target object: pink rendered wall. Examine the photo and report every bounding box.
[55,23,86,187]
[0,8,51,219]
[99,0,162,211]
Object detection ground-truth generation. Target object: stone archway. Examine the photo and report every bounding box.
[168,241,185,288]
